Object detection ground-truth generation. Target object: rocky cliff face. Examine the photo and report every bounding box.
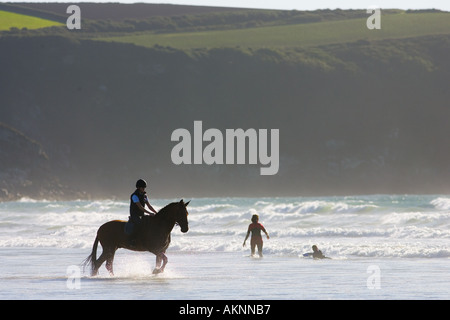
[0,122,88,200]
[1,122,47,199]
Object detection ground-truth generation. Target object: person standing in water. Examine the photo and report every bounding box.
[243,214,269,257]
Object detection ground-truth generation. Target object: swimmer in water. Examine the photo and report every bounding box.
[303,245,330,259]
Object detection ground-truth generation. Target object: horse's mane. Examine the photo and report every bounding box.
[140,202,179,225]
[155,202,178,217]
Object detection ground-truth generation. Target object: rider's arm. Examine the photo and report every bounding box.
[145,200,158,215]
[133,198,152,215]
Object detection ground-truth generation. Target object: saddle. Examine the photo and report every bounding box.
[124,215,154,236]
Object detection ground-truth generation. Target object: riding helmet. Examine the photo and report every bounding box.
[136,179,147,188]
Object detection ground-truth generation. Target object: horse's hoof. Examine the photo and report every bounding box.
[152,268,163,274]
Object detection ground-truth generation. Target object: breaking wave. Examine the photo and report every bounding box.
[1,195,449,258]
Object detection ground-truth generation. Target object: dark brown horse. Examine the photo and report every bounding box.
[83,200,189,276]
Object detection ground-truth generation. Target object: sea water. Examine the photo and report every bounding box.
[0,195,449,300]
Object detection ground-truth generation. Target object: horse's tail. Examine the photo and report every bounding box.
[82,235,99,276]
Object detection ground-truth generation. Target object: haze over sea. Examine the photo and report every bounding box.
[0,194,449,299]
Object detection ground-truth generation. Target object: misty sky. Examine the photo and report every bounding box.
[4,0,450,11]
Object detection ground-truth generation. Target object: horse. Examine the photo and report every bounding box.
[83,199,189,276]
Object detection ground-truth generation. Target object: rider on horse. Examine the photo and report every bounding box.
[127,179,158,245]
[83,199,190,276]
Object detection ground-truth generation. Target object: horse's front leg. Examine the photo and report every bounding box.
[160,253,168,272]
[152,253,168,274]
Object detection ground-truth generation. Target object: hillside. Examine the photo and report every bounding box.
[0,10,62,30]
[4,2,250,20]
[1,3,450,200]
[101,12,450,49]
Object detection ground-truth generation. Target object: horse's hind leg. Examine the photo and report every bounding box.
[94,248,116,276]
[105,250,116,276]
[92,251,107,276]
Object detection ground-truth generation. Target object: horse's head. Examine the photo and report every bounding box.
[157,200,190,233]
[176,199,190,233]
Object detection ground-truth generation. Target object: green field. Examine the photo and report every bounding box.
[101,12,450,49]
[0,10,62,31]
